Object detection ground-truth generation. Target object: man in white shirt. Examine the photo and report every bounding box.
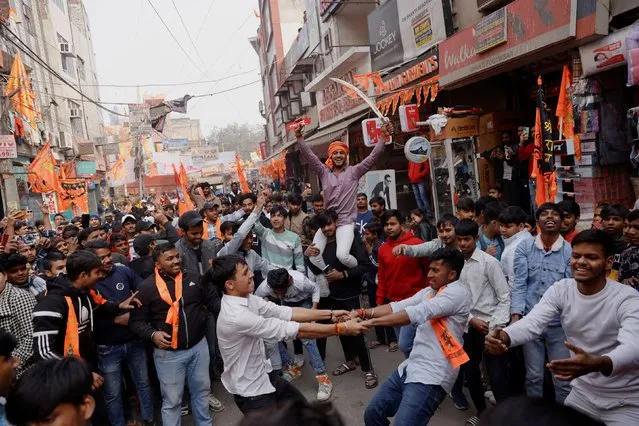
[204,255,364,415]
[454,219,511,422]
[255,268,332,400]
[486,229,639,426]
[348,247,471,426]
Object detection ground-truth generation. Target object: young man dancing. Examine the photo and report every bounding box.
[203,255,364,415]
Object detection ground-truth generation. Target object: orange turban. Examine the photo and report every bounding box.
[325,141,349,168]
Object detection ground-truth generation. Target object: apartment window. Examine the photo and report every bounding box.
[52,0,65,13]
[22,3,34,35]
[324,30,332,53]
[77,56,85,80]
[57,34,75,78]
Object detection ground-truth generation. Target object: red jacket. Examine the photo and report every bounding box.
[518,143,534,176]
[376,231,430,305]
[408,160,430,184]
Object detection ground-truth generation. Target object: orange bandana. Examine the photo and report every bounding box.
[428,286,469,368]
[155,268,183,349]
[325,141,349,169]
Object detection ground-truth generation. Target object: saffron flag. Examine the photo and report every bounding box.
[173,163,194,215]
[27,142,59,193]
[235,153,250,193]
[532,76,557,207]
[5,52,37,129]
[556,65,581,160]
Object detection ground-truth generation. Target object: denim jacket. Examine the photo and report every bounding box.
[511,235,572,325]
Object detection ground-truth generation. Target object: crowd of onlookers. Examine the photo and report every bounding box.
[0,176,638,425]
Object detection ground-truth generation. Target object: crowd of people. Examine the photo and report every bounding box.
[0,121,638,426]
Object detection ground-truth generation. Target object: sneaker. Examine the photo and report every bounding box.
[293,354,305,368]
[282,365,302,382]
[208,395,224,412]
[180,403,190,416]
[316,374,333,401]
[465,416,480,426]
[484,390,496,405]
[450,391,469,411]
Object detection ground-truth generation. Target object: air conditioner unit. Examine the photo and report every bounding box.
[69,108,81,119]
[59,43,71,54]
[59,131,73,149]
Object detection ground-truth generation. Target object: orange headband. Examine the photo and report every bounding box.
[326,141,349,168]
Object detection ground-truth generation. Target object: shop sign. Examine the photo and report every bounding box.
[474,8,507,53]
[579,25,634,77]
[368,0,451,71]
[377,55,439,95]
[362,118,394,147]
[317,61,371,127]
[439,0,577,87]
[162,138,189,151]
[77,160,96,176]
[0,135,17,159]
[399,105,420,132]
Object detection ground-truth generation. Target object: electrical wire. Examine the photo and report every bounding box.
[1,24,127,116]
[145,0,206,75]
[170,0,208,71]
[29,68,258,88]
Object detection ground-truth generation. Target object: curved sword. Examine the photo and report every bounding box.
[329,77,386,121]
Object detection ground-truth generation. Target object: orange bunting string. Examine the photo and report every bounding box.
[430,83,439,101]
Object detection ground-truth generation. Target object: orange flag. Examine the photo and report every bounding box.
[532,76,557,207]
[174,163,194,215]
[58,179,89,214]
[235,153,250,193]
[5,52,37,129]
[556,65,581,160]
[27,142,60,193]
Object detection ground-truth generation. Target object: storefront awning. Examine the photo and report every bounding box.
[304,113,368,147]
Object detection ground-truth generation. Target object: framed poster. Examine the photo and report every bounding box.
[365,169,397,210]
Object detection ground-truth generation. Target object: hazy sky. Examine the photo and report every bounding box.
[84,0,264,136]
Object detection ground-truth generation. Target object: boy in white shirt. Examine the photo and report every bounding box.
[486,229,639,426]
[255,268,332,401]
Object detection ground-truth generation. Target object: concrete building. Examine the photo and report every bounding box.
[0,0,105,215]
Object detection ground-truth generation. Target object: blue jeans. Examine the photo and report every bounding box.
[280,298,326,374]
[412,182,433,218]
[522,325,572,403]
[97,340,154,426]
[394,325,417,359]
[364,370,446,425]
[153,338,211,426]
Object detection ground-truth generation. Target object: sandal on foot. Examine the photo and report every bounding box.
[368,340,382,349]
[332,363,356,376]
[388,342,399,352]
[365,372,378,389]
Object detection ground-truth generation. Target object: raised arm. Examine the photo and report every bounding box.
[352,122,392,179]
[295,127,326,175]
[223,211,261,255]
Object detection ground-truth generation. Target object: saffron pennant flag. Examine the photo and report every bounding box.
[235,153,250,193]
[556,65,581,160]
[27,142,59,193]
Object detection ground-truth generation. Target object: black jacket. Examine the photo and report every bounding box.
[322,231,370,300]
[129,270,220,350]
[32,275,120,368]
[129,255,155,280]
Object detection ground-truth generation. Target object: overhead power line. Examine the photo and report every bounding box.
[1,24,127,116]
[146,0,206,75]
[170,0,208,71]
[32,68,258,88]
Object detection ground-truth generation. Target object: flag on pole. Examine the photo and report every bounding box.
[532,76,557,207]
[556,65,581,160]
[173,162,194,215]
[27,142,60,193]
[5,52,37,129]
[235,153,250,194]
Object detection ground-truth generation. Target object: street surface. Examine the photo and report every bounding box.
[185,332,470,425]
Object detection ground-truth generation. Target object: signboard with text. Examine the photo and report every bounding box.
[474,8,507,53]
[579,25,634,76]
[0,135,17,159]
[368,0,452,71]
[76,161,97,176]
